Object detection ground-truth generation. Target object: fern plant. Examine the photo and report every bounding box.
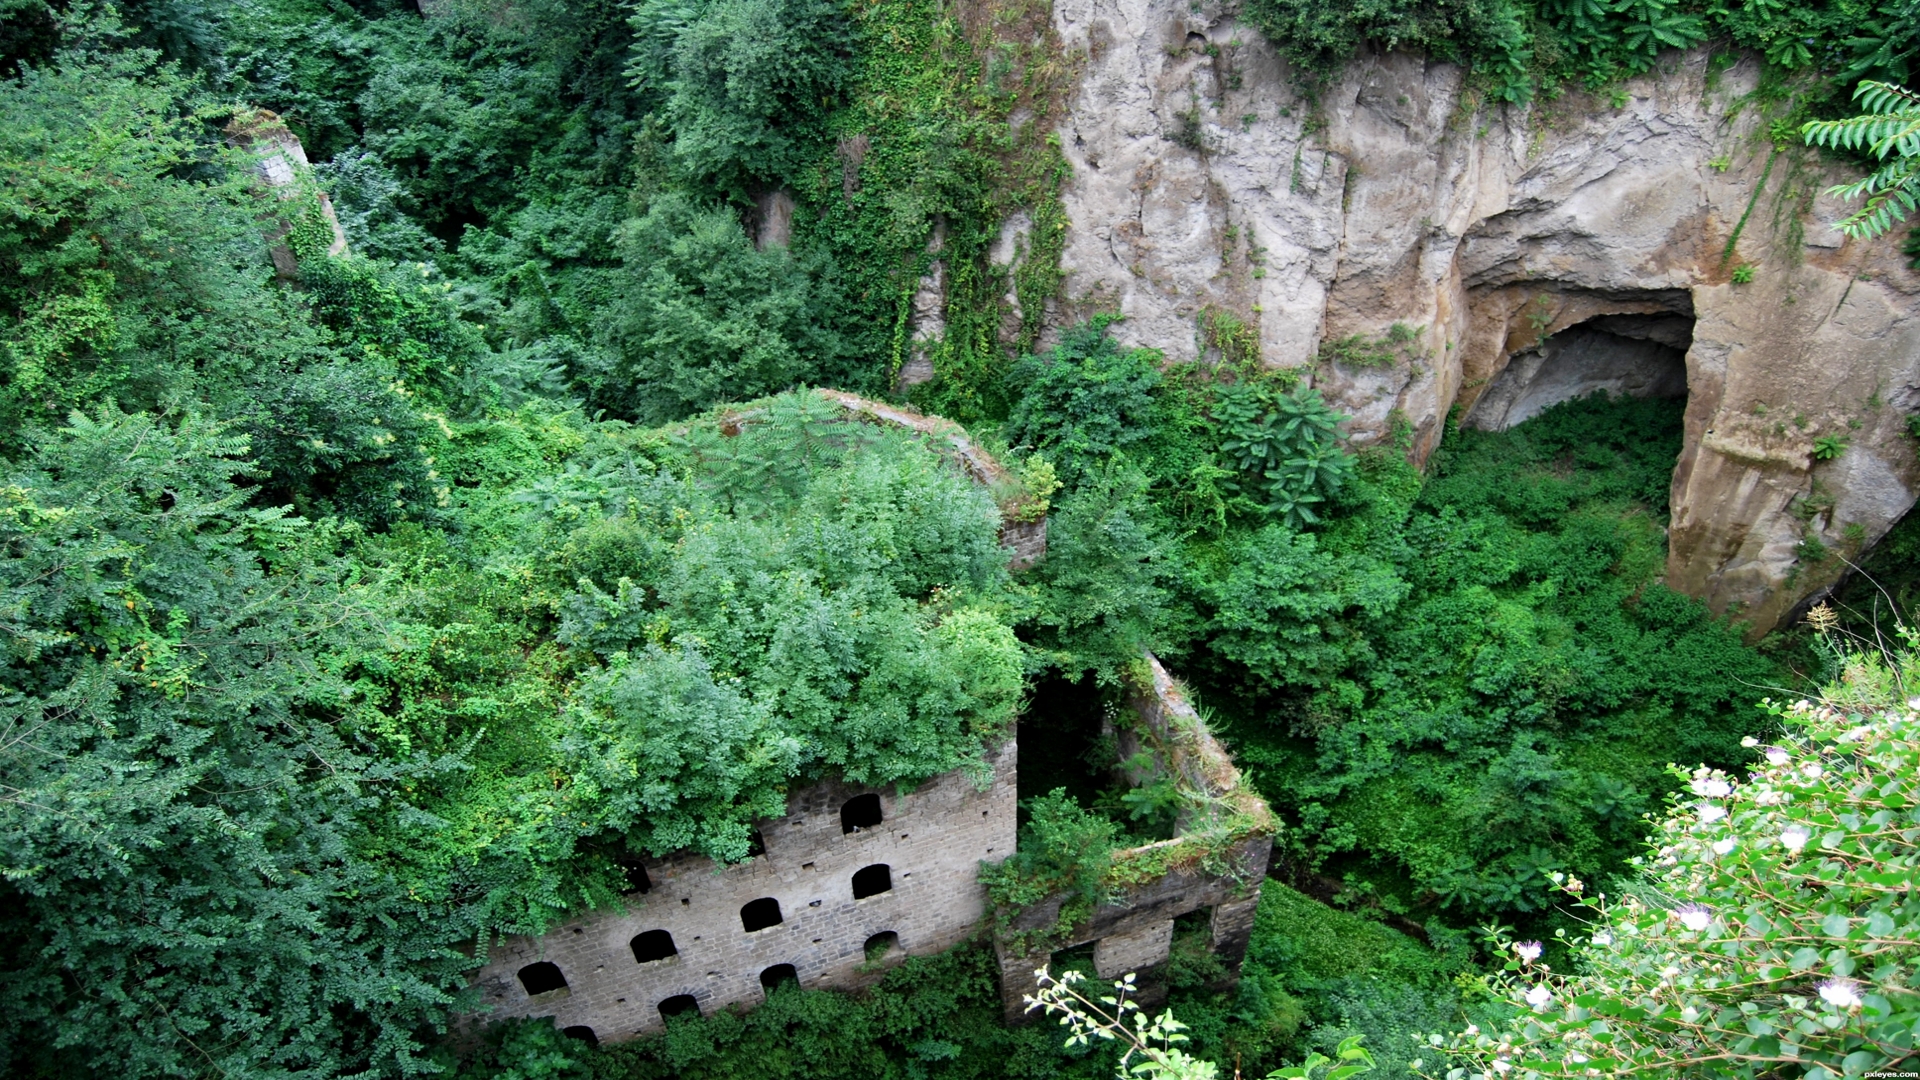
[1803,80,1920,239]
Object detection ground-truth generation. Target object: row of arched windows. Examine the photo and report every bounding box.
[513,864,898,996]
[524,931,902,1042]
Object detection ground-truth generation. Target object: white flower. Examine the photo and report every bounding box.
[1817,978,1863,1010]
[1765,747,1790,766]
[1590,930,1613,947]
[1678,904,1713,931]
[1712,838,1736,855]
[1690,776,1733,798]
[1755,789,1785,806]
[1781,825,1811,852]
[1493,1059,1512,1074]
[1524,984,1553,1009]
[1699,803,1727,823]
[1681,1006,1699,1023]
[1802,762,1825,779]
[1741,735,1759,747]
[1514,941,1543,962]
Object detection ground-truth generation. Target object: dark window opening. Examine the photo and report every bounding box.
[746,829,766,858]
[631,929,677,964]
[516,961,567,997]
[840,793,883,833]
[864,931,900,962]
[741,896,783,932]
[562,1025,599,1047]
[658,994,700,1020]
[1015,672,1121,826]
[759,963,799,993]
[616,856,651,894]
[852,863,892,899]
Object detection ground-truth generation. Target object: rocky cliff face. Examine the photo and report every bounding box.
[1041,2,1920,636]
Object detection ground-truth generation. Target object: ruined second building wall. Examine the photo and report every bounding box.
[469,739,1016,1044]
[995,654,1274,1020]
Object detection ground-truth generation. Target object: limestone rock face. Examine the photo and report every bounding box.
[1043,1,1920,636]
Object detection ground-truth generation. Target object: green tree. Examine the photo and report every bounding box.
[1803,80,1920,239]
[0,409,474,1078]
[663,0,854,194]
[598,193,855,422]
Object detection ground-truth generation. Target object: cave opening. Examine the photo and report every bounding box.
[1464,311,1693,433]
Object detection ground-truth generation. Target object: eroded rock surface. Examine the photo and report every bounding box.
[1040,4,1920,635]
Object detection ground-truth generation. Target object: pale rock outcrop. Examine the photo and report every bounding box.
[898,220,948,389]
[225,108,350,278]
[1040,0,1920,636]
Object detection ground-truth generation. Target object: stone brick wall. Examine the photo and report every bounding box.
[466,740,1015,1045]
[994,653,1275,1020]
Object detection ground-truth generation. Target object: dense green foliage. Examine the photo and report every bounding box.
[0,0,1864,1074]
[1241,0,1920,104]
[988,323,1780,925]
[1448,643,1920,1078]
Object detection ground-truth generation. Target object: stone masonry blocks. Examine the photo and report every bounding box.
[1094,918,1174,980]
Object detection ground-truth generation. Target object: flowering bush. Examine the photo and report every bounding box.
[1441,640,1920,1078]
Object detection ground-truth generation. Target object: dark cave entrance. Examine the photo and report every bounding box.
[1464,311,1693,432]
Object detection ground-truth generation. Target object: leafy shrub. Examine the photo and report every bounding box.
[1214,381,1354,527]
[1025,462,1179,675]
[556,398,1023,862]
[597,193,858,423]
[1005,317,1166,489]
[1203,523,1406,691]
[0,408,478,1078]
[1205,394,1777,920]
[1240,0,1917,104]
[662,0,855,195]
[452,1018,595,1080]
[981,788,1120,932]
[315,148,442,262]
[1447,641,1920,1078]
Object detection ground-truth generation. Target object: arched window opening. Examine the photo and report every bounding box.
[658,994,700,1021]
[840,793,883,833]
[562,1025,599,1047]
[740,896,783,932]
[616,856,651,894]
[759,963,799,994]
[630,929,677,964]
[864,931,900,962]
[852,863,892,899]
[516,961,567,997]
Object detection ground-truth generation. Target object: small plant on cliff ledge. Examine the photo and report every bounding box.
[1215,382,1354,527]
[1813,433,1851,460]
[1732,262,1757,283]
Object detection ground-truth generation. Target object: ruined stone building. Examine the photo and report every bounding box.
[469,741,1020,1042]
[462,394,1273,1047]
